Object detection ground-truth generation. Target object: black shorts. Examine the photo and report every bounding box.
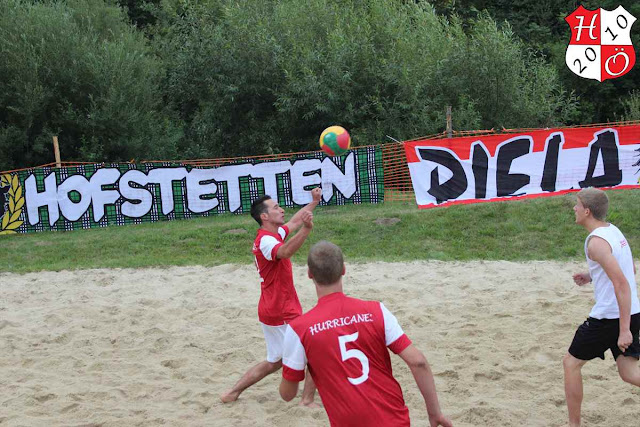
[569,313,640,361]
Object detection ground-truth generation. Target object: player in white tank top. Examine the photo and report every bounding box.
[584,224,640,320]
[563,188,640,427]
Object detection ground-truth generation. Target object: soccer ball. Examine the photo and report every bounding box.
[319,126,351,156]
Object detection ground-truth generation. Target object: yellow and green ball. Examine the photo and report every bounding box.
[319,126,351,156]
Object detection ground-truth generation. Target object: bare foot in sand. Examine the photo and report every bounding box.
[299,400,322,408]
[220,390,240,403]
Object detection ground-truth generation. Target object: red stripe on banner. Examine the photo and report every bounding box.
[416,185,640,209]
[559,127,639,149]
[618,126,640,146]
[404,125,640,163]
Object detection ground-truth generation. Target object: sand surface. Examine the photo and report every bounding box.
[1,261,639,426]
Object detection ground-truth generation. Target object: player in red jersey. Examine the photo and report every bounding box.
[280,241,452,426]
[221,187,321,406]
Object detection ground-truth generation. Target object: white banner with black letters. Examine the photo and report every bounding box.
[404,125,640,208]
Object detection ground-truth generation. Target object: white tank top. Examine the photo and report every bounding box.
[585,224,640,319]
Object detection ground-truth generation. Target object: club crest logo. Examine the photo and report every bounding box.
[565,5,636,82]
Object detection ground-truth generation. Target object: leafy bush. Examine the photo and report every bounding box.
[1,0,578,169]
[621,91,640,121]
[156,0,576,159]
[0,0,176,170]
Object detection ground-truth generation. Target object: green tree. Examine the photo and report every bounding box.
[155,0,575,159]
[115,0,160,29]
[0,0,178,170]
[0,0,582,169]
[430,0,640,124]
[621,91,640,121]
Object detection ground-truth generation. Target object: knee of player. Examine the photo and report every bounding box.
[617,364,639,384]
[619,370,631,383]
[562,353,582,370]
[279,389,295,402]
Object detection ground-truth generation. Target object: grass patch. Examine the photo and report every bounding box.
[1,189,639,273]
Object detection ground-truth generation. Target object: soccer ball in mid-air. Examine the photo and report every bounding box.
[319,126,351,156]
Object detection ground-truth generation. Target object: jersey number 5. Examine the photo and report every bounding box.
[338,332,370,385]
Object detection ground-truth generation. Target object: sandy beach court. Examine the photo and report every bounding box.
[1,261,639,426]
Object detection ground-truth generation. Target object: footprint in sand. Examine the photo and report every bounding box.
[551,398,564,408]
[0,320,19,330]
[587,374,606,381]
[583,413,605,424]
[161,359,186,369]
[182,400,209,413]
[33,393,56,403]
[435,370,459,380]
[473,370,505,381]
[60,403,79,413]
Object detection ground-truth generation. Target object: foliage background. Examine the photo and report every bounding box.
[1,0,638,171]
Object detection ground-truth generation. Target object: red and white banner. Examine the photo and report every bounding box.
[404,125,640,209]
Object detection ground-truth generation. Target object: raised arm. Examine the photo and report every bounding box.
[588,237,633,352]
[285,187,322,232]
[277,211,313,259]
[398,345,452,427]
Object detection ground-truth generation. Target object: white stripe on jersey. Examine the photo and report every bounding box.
[283,324,307,371]
[259,227,287,261]
[380,302,405,346]
[260,235,279,261]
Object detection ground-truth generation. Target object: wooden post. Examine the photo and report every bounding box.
[52,136,61,168]
[446,106,452,138]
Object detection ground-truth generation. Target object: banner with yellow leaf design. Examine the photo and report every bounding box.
[0,174,25,234]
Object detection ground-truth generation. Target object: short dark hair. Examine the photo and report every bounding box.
[251,195,272,225]
[308,241,344,285]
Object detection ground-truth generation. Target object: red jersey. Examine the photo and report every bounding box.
[282,292,412,426]
[252,226,302,326]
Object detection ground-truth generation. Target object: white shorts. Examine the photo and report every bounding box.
[261,323,288,363]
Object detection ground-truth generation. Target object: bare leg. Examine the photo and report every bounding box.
[563,353,587,427]
[299,368,320,407]
[221,360,282,403]
[616,355,640,386]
